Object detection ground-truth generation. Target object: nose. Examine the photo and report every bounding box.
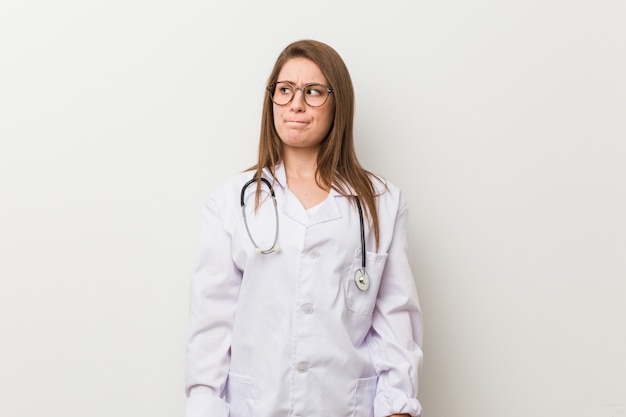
[289,88,306,111]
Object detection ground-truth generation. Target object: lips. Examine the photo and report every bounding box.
[284,120,309,127]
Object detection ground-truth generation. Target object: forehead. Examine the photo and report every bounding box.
[277,57,328,84]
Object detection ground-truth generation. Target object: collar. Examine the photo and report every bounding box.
[262,162,346,226]
[263,162,352,198]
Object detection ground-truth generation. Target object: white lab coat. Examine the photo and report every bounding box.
[185,163,423,417]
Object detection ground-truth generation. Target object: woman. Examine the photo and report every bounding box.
[185,39,423,417]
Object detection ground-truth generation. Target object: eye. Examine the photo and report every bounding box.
[276,83,293,95]
[305,85,324,96]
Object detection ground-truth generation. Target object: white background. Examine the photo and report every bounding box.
[1,1,625,416]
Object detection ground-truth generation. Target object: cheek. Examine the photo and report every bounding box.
[321,108,335,132]
[272,106,282,130]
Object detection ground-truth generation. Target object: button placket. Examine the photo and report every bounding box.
[292,241,318,388]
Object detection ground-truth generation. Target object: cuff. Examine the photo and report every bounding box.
[374,391,422,417]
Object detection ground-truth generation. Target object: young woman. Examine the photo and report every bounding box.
[185,39,423,417]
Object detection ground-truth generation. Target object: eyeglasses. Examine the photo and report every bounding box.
[267,81,333,107]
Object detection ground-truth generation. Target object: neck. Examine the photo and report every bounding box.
[282,149,332,197]
[282,158,330,209]
[283,149,319,181]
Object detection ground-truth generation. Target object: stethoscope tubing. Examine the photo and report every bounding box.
[240,176,279,254]
[240,174,369,289]
[354,196,366,272]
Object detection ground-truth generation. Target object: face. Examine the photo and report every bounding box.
[272,58,335,152]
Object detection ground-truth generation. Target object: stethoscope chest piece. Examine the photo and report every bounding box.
[354,268,370,291]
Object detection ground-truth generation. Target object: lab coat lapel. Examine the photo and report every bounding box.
[282,191,309,225]
[282,189,343,226]
[269,164,308,226]
[310,190,342,225]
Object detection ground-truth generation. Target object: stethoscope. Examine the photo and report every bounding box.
[240,175,370,291]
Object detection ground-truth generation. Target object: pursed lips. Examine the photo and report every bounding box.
[285,119,309,126]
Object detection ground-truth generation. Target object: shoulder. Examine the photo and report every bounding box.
[368,173,409,213]
[203,170,256,206]
[368,173,403,199]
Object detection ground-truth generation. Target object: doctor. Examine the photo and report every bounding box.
[185,39,424,417]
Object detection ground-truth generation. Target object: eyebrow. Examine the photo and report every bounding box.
[276,80,325,86]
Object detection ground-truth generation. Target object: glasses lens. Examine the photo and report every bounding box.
[303,84,329,107]
[272,82,294,106]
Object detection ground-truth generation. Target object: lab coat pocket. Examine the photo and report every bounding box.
[225,372,256,417]
[352,375,377,417]
[345,250,388,316]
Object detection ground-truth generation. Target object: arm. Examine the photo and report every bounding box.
[368,197,424,417]
[185,195,242,417]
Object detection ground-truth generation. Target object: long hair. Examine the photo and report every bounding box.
[252,39,384,249]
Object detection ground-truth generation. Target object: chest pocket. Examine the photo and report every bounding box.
[344,250,388,316]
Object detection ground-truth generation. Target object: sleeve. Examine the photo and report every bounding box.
[367,194,424,417]
[184,194,242,417]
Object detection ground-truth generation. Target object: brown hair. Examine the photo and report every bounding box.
[251,39,385,249]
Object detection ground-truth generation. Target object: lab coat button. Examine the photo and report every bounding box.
[301,303,314,315]
[296,362,309,373]
[309,249,320,259]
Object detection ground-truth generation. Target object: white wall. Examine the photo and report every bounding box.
[1,1,624,416]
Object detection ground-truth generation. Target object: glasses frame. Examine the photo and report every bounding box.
[267,81,334,107]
